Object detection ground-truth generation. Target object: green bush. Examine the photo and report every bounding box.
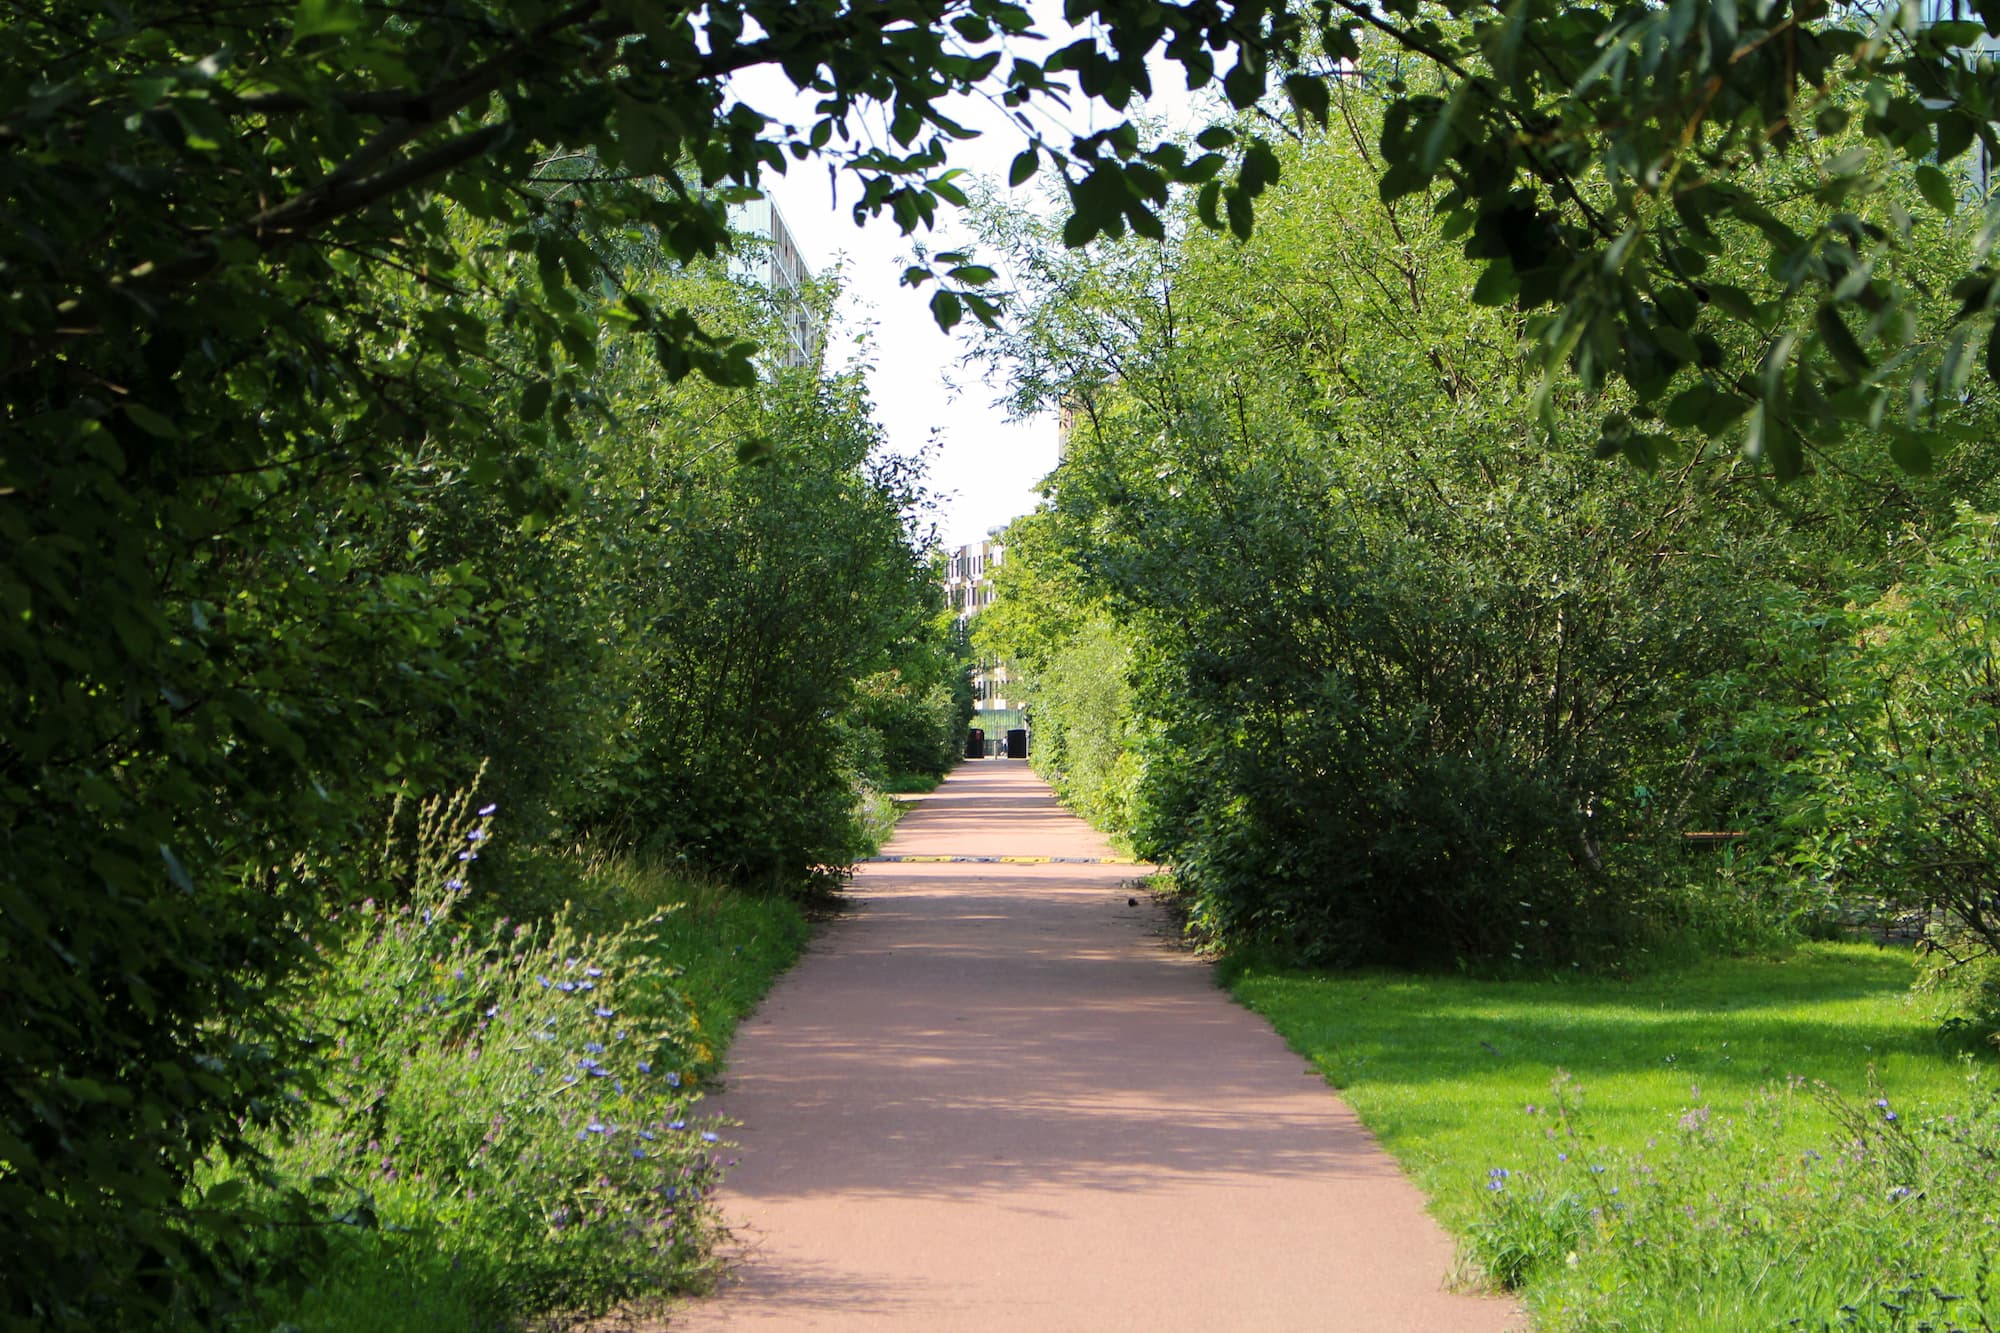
[231,792,724,1323]
[1731,511,2000,999]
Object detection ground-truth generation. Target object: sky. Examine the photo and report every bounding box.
[728,18,1210,552]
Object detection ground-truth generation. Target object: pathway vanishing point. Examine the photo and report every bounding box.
[667,761,1521,1331]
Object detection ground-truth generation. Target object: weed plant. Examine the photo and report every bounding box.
[213,790,807,1330]
[1474,1072,2000,1331]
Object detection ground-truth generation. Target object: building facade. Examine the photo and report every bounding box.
[728,197,823,370]
[944,530,1025,755]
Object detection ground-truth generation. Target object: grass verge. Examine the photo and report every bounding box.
[235,820,811,1333]
[1224,942,2000,1331]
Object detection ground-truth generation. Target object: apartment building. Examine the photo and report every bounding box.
[728,197,823,370]
[944,530,1025,755]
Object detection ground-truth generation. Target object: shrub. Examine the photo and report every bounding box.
[234,790,726,1322]
[1733,511,2000,997]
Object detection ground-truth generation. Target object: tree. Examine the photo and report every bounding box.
[6,0,1998,1319]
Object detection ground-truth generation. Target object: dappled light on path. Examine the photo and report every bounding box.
[666,762,1520,1331]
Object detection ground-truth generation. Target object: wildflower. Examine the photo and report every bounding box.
[632,1147,648,1159]
[447,878,465,892]
[458,851,477,862]
[702,1131,719,1143]
[537,976,552,989]
[454,968,465,981]
[586,966,604,978]
[485,1005,499,1018]
[638,1130,656,1141]
[595,1007,614,1018]
[557,981,576,993]
[578,1058,601,1072]
[584,1042,605,1055]
[466,829,487,843]
[1888,1186,1913,1202]
[422,909,433,925]
[638,1062,652,1074]
[479,803,497,816]
[669,1120,687,1131]
[666,1071,682,1088]
[586,1120,608,1134]
[1875,1098,1899,1123]
[578,980,596,991]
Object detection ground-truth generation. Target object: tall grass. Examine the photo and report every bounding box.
[211,793,809,1332]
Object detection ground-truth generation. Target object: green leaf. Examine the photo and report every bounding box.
[930,289,963,331]
[1913,164,1957,215]
[1009,149,1039,188]
[1889,429,1934,475]
[1815,303,1872,378]
[520,379,551,422]
[291,0,363,40]
[1471,261,1518,308]
[123,403,181,438]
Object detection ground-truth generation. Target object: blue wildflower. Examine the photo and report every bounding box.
[594,1007,614,1018]
[585,966,603,978]
[669,1120,687,1131]
[666,1071,682,1088]
[478,803,497,816]
[637,1062,652,1074]
[466,829,487,843]
[584,1042,605,1055]
[702,1131,719,1143]
[557,981,576,993]
[447,878,465,892]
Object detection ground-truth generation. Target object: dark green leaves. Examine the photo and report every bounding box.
[931,288,964,330]
[291,0,363,40]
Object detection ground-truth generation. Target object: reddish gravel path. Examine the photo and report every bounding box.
[667,761,1520,1332]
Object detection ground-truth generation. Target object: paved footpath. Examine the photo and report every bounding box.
[667,761,1520,1331]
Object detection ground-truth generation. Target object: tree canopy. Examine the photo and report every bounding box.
[7,0,2000,1321]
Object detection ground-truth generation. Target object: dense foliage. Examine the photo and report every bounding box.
[2,103,957,1333]
[12,0,2000,1321]
[977,73,2000,969]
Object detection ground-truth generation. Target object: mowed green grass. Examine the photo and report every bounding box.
[1223,942,1984,1235]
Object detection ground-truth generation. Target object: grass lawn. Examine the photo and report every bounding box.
[1225,943,2000,1330]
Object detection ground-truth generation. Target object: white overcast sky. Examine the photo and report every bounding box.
[728,14,1210,551]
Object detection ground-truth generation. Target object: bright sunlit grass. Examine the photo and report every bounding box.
[1226,943,2000,1329]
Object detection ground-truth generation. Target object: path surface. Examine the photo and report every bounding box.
[669,762,1519,1331]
